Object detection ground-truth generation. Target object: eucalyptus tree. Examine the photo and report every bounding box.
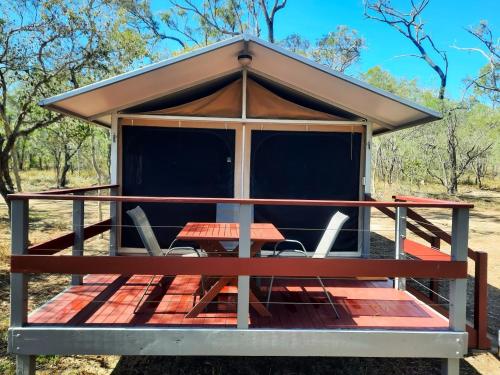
[312,26,365,73]
[0,0,150,207]
[454,21,499,106]
[363,0,496,194]
[121,0,287,49]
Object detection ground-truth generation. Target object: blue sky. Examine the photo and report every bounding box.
[152,1,499,98]
[273,1,499,97]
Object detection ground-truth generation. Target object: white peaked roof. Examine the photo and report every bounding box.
[39,35,441,135]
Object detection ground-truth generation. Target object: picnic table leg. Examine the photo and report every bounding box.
[185,276,235,318]
[249,290,272,317]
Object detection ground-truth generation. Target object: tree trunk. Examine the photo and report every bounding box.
[446,115,458,195]
[59,153,71,188]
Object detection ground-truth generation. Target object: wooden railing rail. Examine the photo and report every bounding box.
[33,184,119,195]
[8,192,474,208]
[27,218,112,255]
[11,255,467,278]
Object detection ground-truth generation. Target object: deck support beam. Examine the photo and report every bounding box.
[72,197,84,285]
[237,203,252,328]
[9,327,467,358]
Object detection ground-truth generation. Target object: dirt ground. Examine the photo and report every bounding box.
[0,172,498,374]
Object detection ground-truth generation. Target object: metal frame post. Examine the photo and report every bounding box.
[10,199,35,374]
[109,113,119,255]
[395,206,407,290]
[362,122,372,258]
[443,207,469,375]
[237,203,252,329]
[72,196,84,285]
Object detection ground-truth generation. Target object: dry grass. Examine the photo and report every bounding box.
[0,170,498,374]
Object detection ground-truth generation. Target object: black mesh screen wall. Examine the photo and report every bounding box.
[250,130,362,252]
[121,126,235,248]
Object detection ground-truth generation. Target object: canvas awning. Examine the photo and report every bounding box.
[39,35,442,135]
[141,78,345,120]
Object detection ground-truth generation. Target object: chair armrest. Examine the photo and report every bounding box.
[273,239,308,257]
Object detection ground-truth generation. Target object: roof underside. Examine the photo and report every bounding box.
[39,35,441,135]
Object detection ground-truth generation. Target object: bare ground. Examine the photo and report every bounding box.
[0,173,498,374]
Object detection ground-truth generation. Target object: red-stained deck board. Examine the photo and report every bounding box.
[404,239,451,261]
[28,274,449,330]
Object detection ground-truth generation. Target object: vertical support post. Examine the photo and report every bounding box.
[72,196,84,285]
[109,187,118,256]
[16,355,35,375]
[395,206,407,290]
[241,68,247,120]
[237,203,252,329]
[430,236,441,303]
[474,251,489,349]
[109,113,119,255]
[362,122,372,258]
[441,358,460,375]
[442,207,469,375]
[10,199,35,374]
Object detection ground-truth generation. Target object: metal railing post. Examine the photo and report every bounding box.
[237,203,252,329]
[395,206,407,290]
[72,194,85,285]
[443,207,469,374]
[109,187,118,256]
[10,198,36,374]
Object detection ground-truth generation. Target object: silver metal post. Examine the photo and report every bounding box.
[10,199,35,373]
[449,208,469,331]
[395,206,407,290]
[10,199,29,326]
[72,196,84,285]
[237,203,252,329]
[109,187,118,256]
[441,207,469,375]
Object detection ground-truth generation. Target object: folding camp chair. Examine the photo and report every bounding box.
[127,206,206,313]
[265,211,349,319]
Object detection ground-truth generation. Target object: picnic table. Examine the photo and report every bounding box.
[176,222,284,318]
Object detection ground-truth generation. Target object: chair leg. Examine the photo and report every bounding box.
[134,275,157,314]
[266,276,275,309]
[317,276,340,319]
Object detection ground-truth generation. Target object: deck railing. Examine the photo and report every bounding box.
[9,187,473,336]
[371,194,490,349]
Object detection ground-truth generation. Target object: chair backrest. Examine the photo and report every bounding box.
[126,206,163,257]
[312,211,349,259]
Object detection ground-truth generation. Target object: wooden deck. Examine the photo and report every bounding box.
[28,275,449,330]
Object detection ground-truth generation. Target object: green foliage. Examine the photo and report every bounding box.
[363,66,500,192]
[312,26,365,72]
[279,26,365,73]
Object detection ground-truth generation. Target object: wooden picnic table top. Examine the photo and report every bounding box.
[176,222,284,243]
